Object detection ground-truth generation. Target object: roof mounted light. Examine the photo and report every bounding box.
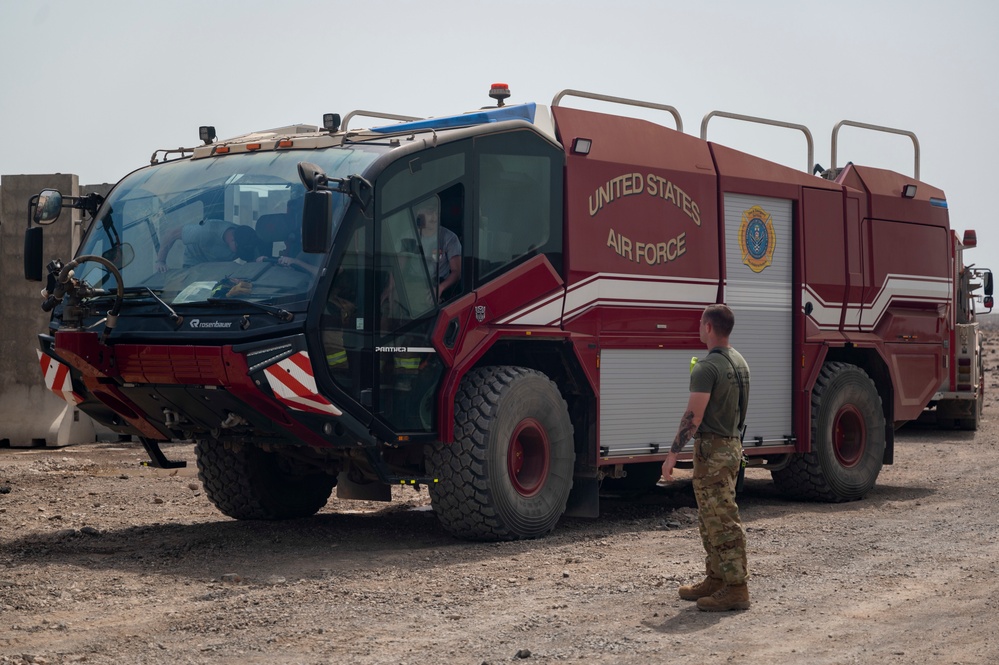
[199,126,216,145]
[902,184,917,198]
[323,113,341,132]
[489,83,510,107]
[963,229,977,247]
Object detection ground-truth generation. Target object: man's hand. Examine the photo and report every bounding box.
[661,393,709,484]
[154,259,168,273]
[661,451,679,483]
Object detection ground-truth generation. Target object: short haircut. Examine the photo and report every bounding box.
[703,304,735,337]
[231,225,262,261]
[414,195,440,217]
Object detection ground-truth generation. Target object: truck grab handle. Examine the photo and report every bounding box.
[551,89,683,133]
[341,110,422,132]
[831,120,920,180]
[700,110,815,174]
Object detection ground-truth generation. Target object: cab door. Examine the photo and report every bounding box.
[371,145,470,433]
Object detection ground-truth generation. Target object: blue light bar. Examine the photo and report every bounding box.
[370,103,537,134]
[930,197,948,208]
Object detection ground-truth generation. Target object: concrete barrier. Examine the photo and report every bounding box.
[0,174,112,447]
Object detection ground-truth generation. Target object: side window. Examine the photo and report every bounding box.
[377,149,467,335]
[379,206,437,326]
[372,147,468,433]
[381,152,465,212]
[475,132,564,283]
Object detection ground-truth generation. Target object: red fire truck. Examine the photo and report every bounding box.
[24,86,992,541]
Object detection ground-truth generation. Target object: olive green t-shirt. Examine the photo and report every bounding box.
[689,347,750,438]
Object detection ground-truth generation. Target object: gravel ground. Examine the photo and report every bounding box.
[1,336,996,665]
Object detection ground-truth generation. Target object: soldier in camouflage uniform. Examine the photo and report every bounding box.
[662,304,751,611]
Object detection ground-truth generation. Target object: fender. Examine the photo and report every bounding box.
[432,255,568,443]
[435,326,572,443]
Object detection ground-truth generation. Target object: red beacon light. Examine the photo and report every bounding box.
[962,229,977,247]
[489,83,510,107]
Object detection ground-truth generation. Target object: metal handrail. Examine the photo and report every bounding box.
[341,110,422,132]
[831,120,920,180]
[700,110,815,174]
[551,89,683,133]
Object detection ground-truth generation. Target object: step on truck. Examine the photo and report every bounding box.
[24,85,993,541]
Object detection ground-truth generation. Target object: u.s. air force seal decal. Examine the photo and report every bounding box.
[739,205,776,273]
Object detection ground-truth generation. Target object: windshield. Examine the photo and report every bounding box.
[76,146,383,306]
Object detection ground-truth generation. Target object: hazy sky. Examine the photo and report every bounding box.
[2,0,997,276]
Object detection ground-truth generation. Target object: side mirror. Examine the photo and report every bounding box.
[298,162,326,192]
[348,175,373,211]
[301,190,332,254]
[984,270,994,297]
[24,227,43,281]
[33,189,64,225]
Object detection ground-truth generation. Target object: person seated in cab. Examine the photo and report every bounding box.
[413,195,461,299]
[154,220,264,272]
[252,200,323,274]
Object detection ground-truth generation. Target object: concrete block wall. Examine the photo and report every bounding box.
[0,174,111,446]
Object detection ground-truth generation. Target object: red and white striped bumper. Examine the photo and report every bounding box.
[37,350,84,405]
[262,350,342,417]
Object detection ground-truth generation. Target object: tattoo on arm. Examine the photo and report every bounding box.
[670,410,697,454]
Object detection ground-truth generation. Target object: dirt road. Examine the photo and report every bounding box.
[1,342,996,664]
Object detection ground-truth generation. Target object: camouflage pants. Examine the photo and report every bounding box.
[693,434,748,585]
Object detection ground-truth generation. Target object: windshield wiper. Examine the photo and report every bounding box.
[116,286,183,325]
[86,286,183,326]
[132,287,183,325]
[205,298,294,322]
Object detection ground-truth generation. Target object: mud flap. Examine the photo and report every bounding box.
[336,472,392,501]
[563,476,599,518]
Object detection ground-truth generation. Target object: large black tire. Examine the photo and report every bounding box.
[195,439,336,520]
[772,362,886,502]
[426,366,575,541]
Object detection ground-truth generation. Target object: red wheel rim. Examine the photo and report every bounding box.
[833,404,866,467]
[507,418,550,497]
